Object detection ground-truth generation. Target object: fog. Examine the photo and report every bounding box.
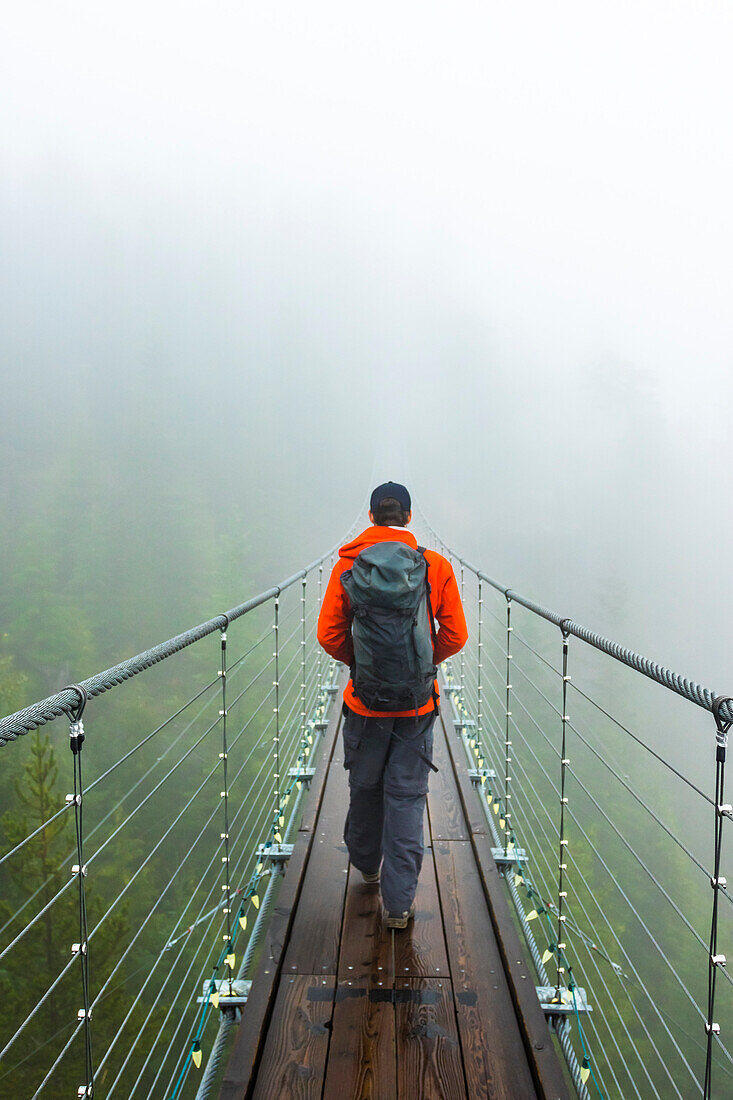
[2,0,733,699]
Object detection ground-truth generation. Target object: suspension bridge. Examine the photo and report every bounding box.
[0,511,730,1099]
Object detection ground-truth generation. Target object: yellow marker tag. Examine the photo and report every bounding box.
[226,952,236,969]
[192,1047,202,1069]
[296,781,302,790]
[308,734,313,745]
[580,1067,590,1085]
[507,842,515,854]
[478,758,484,769]
[493,803,499,815]
[252,895,260,910]
[469,738,476,749]
[211,990,220,1008]
[513,873,523,887]
[499,818,505,830]
[283,794,290,807]
[279,816,285,828]
[527,910,538,921]
[480,774,487,786]
[542,949,553,964]
[473,745,479,757]
[256,863,263,874]
[274,832,282,844]
[239,914,247,931]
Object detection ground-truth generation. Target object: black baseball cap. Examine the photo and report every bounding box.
[370,481,411,512]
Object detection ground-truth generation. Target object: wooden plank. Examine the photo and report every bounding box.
[436,712,489,837]
[322,980,396,1100]
[299,687,346,834]
[467,833,570,1100]
[283,760,350,974]
[220,682,345,1100]
[395,977,466,1100]
[427,717,470,840]
[339,813,448,982]
[434,841,537,1100]
[337,868,391,983]
[439,703,571,1100]
[393,844,449,979]
[251,975,335,1100]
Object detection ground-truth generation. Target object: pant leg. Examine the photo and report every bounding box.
[380,712,436,914]
[341,707,393,875]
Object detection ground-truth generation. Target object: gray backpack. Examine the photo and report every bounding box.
[341,542,438,713]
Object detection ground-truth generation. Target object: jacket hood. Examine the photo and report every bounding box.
[338,525,418,562]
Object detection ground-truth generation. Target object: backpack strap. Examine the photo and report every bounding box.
[418,546,441,716]
[417,546,439,648]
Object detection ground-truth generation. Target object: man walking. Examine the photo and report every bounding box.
[317,482,468,928]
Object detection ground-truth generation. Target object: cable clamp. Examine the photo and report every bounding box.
[64,685,89,754]
[71,941,87,955]
[65,793,82,805]
[712,696,733,749]
[711,954,727,967]
[77,1007,92,1020]
[69,720,85,753]
[559,618,572,640]
[711,875,727,889]
[77,1086,93,1098]
[717,804,733,820]
[71,864,88,877]
[705,1022,721,1035]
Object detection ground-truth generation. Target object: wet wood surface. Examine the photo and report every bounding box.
[251,975,334,1100]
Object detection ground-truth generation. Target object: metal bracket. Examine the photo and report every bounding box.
[324,684,339,697]
[257,842,294,863]
[536,984,591,1015]
[453,719,476,731]
[312,720,330,732]
[468,768,497,784]
[198,978,252,1008]
[492,847,529,866]
[288,766,315,785]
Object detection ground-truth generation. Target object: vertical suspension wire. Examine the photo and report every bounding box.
[219,619,234,995]
[317,564,324,715]
[273,595,281,817]
[557,624,571,996]
[504,597,513,857]
[476,579,484,750]
[459,563,466,704]
[704,697,731,1098]
[300,577,308,761]
[68,686,94,1098]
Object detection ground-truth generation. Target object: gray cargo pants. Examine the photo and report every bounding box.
[341,704,436,915]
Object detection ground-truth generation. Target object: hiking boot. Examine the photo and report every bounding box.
[360,868,380,884]
[383,905,415,930]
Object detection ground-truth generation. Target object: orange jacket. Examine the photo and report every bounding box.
[317,525,468,716]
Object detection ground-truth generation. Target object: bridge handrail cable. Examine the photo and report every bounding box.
[422,517,733,724]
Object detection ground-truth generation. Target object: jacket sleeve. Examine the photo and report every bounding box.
[432,559,468,664]
[317,563,354,666]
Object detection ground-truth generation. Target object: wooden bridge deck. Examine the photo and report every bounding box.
[221,680,570,1100]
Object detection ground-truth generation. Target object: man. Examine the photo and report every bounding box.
[317,482,468,928]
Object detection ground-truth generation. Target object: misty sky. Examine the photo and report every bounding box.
[2,2,733,694]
